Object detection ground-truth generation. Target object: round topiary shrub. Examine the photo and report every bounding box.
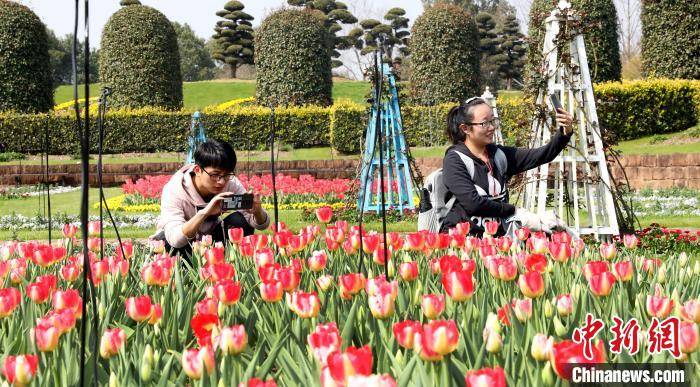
[0,0,53,113]
[99,4,183,110]
[641,0,700,79]
[409,4,480,105]
[526,0,621,86]
[255,8,333,107]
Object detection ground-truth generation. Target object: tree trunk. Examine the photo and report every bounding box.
[506,78,512,90]
[230,64,237,79]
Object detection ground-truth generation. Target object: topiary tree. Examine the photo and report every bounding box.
[99,4,183,110]
[497,13,526,90]
[527,0,621,88]
[255,9,332,107]
[287,0,357,68]
[120,0,141,5]
[349,8,410,67]
[476,12,503,91]
[0,0,53,113]
[641,0,700,79]
[211,0,254,78]
[410,4,480,105]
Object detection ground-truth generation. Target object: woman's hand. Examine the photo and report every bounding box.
[555,108,574,135]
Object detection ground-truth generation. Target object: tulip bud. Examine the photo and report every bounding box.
[141,345,153,382]
[553,316,567,337]
[658,265,667,284]
[572,284,581,300]
[544,299,553,318]
[679,252,688,268]
[154,349,161,365]
[531,334,553,361]
[485,330,502,353]
[99,302,106,320]
[109,372,119,387]
[472,304,480,320]
[679,269,687,284]
[694,261,700,275]
[542,362,554,386]
[412,283,423,306]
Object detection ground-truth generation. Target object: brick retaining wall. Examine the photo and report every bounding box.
[1,154,699,190]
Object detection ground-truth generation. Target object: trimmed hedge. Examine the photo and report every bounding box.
[255,9,333,107]
[409,4,480,105]
[99,5,183,110]
[0,0,53,113]
[3,79,698,154]
[641,0,700,79]
[595,79,700,141]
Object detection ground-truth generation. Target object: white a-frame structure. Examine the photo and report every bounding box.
[522,0,619,239]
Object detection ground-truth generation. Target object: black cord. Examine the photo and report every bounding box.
[269,106,279,232]
[45,116,52,244]
[373,44,389,279]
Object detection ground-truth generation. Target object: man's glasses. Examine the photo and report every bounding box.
[198,166,235,182]
[466,117,500,129]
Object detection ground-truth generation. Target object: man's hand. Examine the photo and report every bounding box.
[246,192,263,216]
[199,191,235,217]
[555,108,574,135]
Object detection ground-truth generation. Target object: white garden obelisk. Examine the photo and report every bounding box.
[522,0,619,239]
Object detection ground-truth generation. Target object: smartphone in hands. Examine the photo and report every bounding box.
[221,193,254,211]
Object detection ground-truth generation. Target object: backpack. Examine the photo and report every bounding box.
[417,149,508,232]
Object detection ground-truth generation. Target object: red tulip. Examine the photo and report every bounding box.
[287,291,321,319]
[417,320,459,358]
[308,322,342,366]
[404,232,425,251]
[99,328,126,359]
[512,298,533,322]
[87,220,101,236]
[238,377,277,387]
[495,236,512,252]
[326,345,373,384]
[217,325,247,355]
[52,289,82,318]
[550,340,606,380]
[646,285,673,319]
[680,322,699,354]
[368,290,395,320]
[190,313,220,347]
[205,262,236,283]
[455,221,471,236]
[1,354,38,386]
[518,271,545,298]
[41,309,76,334]
[148,304,162,325]
[204,245,225,265]
[464,236,480,253]
[514,227,530,241]
[531,333,554,361]
[486,257,518,281]
[641,258,662,273]
[325,226,345,244]
[182,346,215,380]
[228,227,244,244]
[276,265,300,292]
[60,264,81,282]
[260,281,283,303]
[316,275,334,292]
[307,250,328,272]
[528,235,548,254]
[141,261,171,287]
[484,220,499,236]
[680,300,700,323]
[583,261,610,281]
[599,242,617,260]
[622,234,638,249]
[523,253,547,273]
[548,242,572,262]
[62,223,78,238]
[588,271,616,297]
[421,294,445,320]
[213,279,241,305]
[441,269,475,302]
[393,320,422,349]
[612,261,633,282]
[27,281,51,304]
[399,261,418,282]
[196,297,219,316]
[33,320,60,352]
[338,273,365,300]
[465,366,506,387]
[125,295,153,323]
[316,206,334,223]
[555,294,574,317]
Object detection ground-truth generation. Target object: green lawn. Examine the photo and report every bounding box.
[614,125,700,155]
[54,79,371,108]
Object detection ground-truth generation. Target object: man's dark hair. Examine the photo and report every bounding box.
[194,139,237,172]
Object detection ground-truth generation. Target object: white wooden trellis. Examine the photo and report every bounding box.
[522,0,619,240]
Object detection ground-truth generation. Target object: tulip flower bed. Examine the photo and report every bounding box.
[106,174,356,213]
[1,219,699,386]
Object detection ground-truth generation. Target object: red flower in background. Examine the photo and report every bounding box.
[465,366,507,387]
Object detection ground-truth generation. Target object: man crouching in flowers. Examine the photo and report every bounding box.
[151,139,270,261]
